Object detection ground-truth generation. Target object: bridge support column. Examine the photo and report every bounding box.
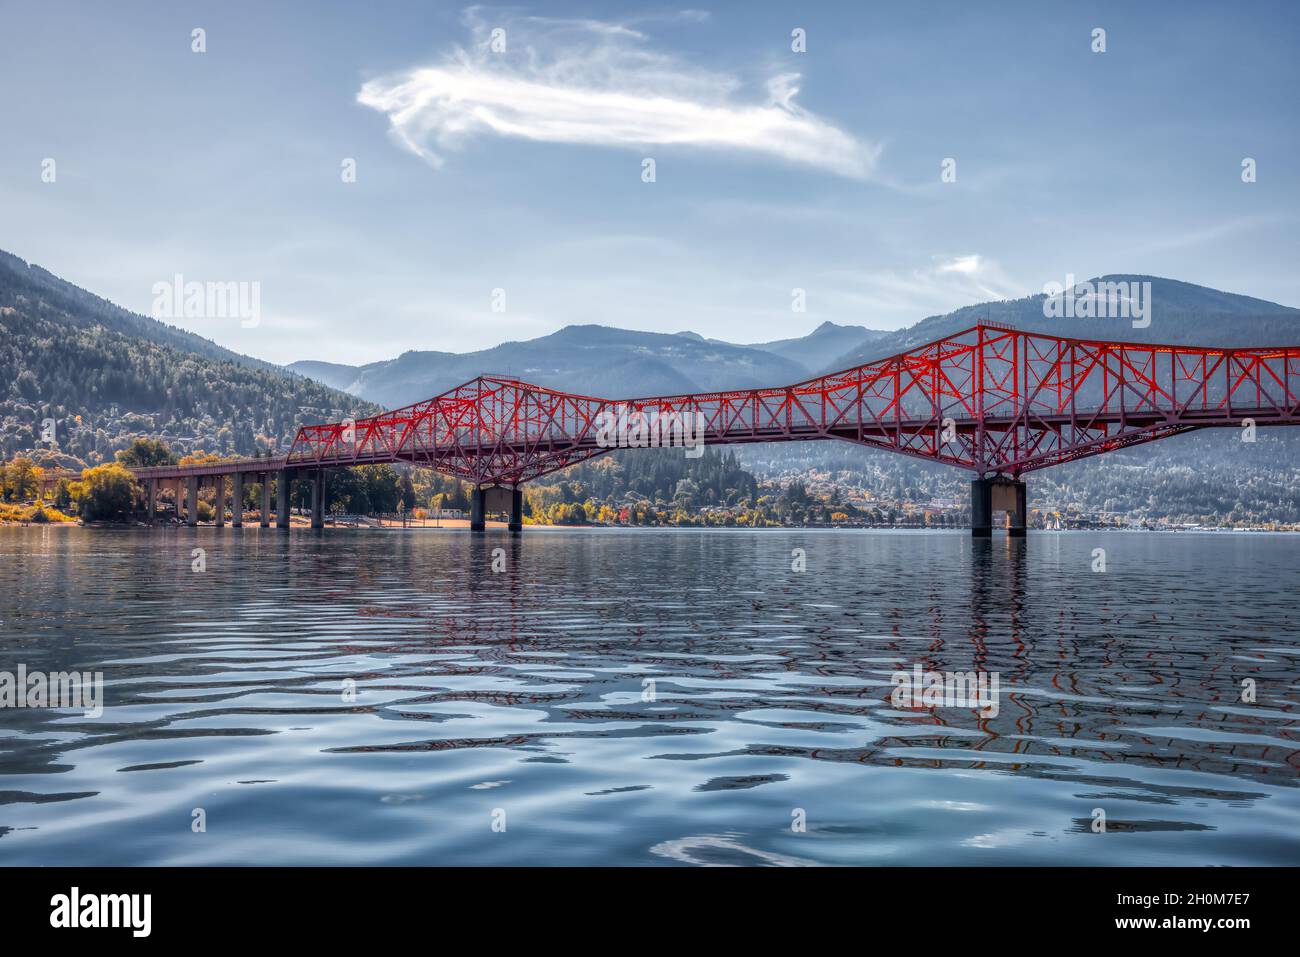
[508,486,523,532]
[231,472,243,527]
[310,470,325,529]
[213,476,225,527]
[470,486,486,532]
[259,473,271,527]
[186,476,199,527]
[971,477,1027,537]
[276,469,291,528]
[146,479,157,524]
[1005,480,1027,537]
[971,479,992,537]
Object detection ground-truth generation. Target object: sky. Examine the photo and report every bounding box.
[1,0,1297,365]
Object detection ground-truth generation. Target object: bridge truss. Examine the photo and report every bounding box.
[286,324,1300,485]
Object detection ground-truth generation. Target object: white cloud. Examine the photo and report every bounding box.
[357,9,879,179]
[821,255,1022,325]
[937,254,984,276]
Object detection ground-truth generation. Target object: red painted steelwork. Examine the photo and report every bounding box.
[278,324,1300,484]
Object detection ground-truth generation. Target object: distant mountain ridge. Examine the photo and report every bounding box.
[289,277,1299,407]
[820,275,1300,374]
[287,320,891,407]
[744,320,889,374]
[289,324,814,408]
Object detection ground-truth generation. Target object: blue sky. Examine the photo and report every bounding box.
[2,1,1297,364]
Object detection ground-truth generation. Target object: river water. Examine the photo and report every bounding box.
[0,526,1296,866]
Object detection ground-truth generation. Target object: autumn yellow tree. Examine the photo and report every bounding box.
[177,450,229,467]
[3,457,43,502]
[72,463,139,521]
[116,438,177,468]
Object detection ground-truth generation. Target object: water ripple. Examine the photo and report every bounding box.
[0,526,1297,865]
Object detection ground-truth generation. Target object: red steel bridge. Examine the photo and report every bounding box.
[98,324,1300,535]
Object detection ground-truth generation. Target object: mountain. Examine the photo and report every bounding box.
[286,276,1300,411]
[283,359,379,394]
[0,249,374,466]
[289,325,808,408]
[0,250,282,371]
[822,275,1300,373]
[744,321,888,375]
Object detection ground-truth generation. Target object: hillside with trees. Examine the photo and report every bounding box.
[0,249,375,467]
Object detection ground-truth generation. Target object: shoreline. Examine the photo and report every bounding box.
[2,518,1296,533]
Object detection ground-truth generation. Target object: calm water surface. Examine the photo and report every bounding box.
[1,526,1297,866]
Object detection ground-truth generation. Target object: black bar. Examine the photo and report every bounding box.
[0,866,1282,944]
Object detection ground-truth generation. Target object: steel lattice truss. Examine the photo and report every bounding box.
[285,324,1300,484]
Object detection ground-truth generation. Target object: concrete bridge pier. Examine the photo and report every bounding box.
[509,486,523,532]
[213,475,225,527]
[310,470,325,529]
[971,476,1027,537]
[186,476,199,527]
[231,472,244,527]
[259,473,271,527]
[146,478,157,524]
[276,469,291,528]
[470,486,486,532]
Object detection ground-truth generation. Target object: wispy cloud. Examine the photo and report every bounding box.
[936,254,984,277]
[1123,212,1292,256]
[821,255,1022,325]
[357,8,879,179]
